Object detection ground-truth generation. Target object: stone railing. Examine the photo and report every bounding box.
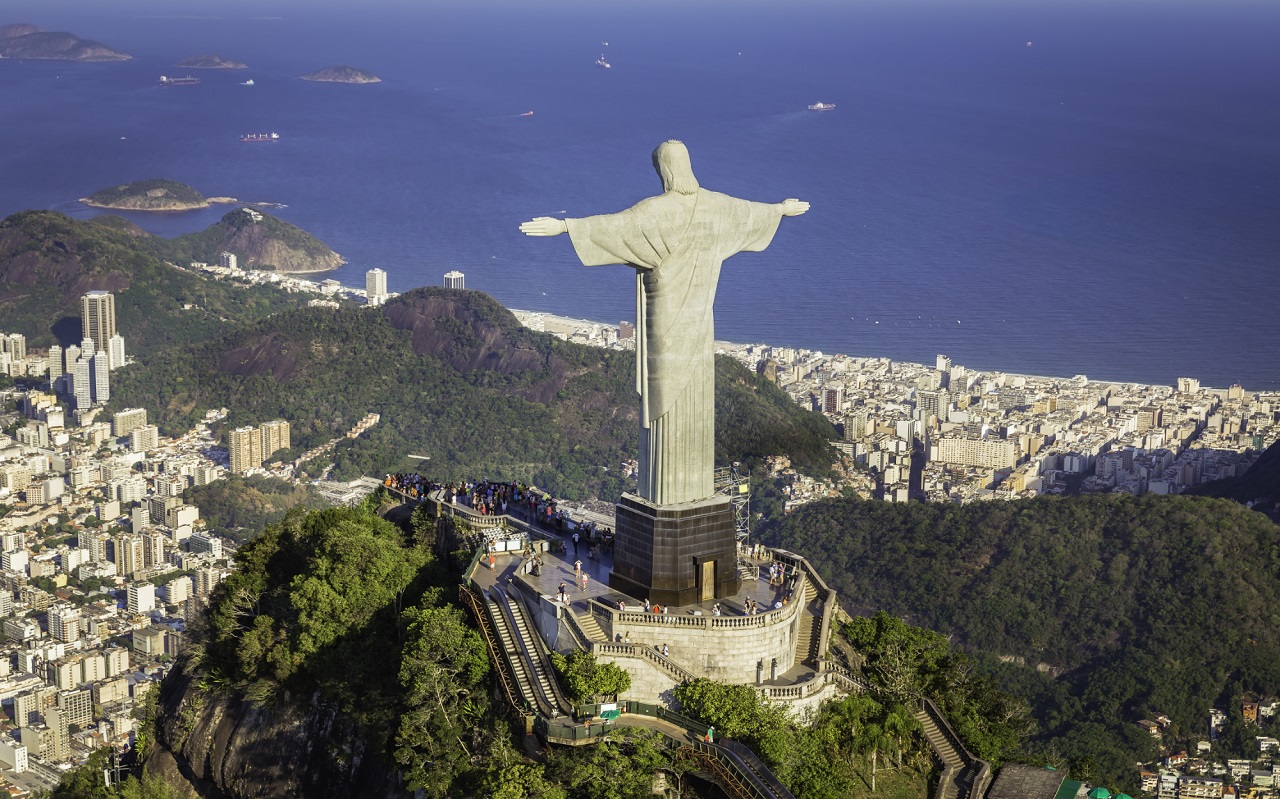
[594,641,700,684]
[769,548,836,663]
[588,574,805,635]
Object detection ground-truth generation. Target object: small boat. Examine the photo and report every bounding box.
[241,79,255,86]
[520,110,534,117]
[241,132,280,143]
[595,54,611,69]
[808,102,836,111]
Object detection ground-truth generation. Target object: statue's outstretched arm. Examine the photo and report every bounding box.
[777,199,810,217]
[520,217,569,237]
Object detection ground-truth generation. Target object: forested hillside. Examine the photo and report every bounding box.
[109,287,836,499]
[766,493,1280,789]
[0,211,297,354]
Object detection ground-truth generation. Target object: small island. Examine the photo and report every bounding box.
[300,65,381,84]
[80,179,238,212]
[176,54,248,70]
[0,23,131,62]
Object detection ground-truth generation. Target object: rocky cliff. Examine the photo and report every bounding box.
[147,664,409,799]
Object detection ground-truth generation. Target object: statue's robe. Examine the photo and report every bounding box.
[566,189,783,505]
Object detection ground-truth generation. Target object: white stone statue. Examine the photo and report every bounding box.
[520,140,808,505]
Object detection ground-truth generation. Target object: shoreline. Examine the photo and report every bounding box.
[507,306,1277,396]
[77,197,286,213]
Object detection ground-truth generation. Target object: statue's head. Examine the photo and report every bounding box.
[653,140,699,195]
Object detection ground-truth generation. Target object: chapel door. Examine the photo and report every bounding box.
[700,561,715,602]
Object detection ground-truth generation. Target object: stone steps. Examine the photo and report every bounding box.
[577,609,605,642]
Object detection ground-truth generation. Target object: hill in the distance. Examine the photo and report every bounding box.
[300,65,381,84]
[0,211,300,355]
[169,208,343,273]
[0,23,131,61]
[81,179,213,212]
[108,286,837,499]
[176,54,247,69]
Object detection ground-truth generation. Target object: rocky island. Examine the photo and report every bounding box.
[300,65,382,84]
[0,23,131,61]
[176,53,248,70]
[80,179,236,212]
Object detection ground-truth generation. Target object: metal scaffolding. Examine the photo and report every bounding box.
[714,462,751,542]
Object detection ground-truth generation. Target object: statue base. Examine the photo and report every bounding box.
[609,493,741,607]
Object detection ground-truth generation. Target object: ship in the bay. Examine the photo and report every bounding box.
[240,132,280,143]
[158,75,201,86]
[520,110,534,117]
[807,102,836,111]
[241,79,255,86]
[595,54,611,69]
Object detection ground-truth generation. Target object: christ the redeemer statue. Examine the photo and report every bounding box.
[521,140,808,506]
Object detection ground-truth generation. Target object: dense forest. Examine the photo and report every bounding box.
[0,211,299,354]
[109,287,836,499]
[765,493,1280,789]
[182,475,328,543]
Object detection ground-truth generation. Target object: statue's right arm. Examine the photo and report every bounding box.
[519,217,569,237]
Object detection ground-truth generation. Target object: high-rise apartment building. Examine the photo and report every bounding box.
[91,350,109,403]
[228,426,263,474]
[80,291,116,355]
[108,333,126,371]
[260,419,291,458]
[219,251,238,269]
[822,387,844,415]
[113,407,148,437]
[130,424,159,453]
[47,344,62,381]
[1,333,26,359]
[127,583,156,614]
[365,268,388,306]
[443,270,465,289]
[47,606,81,644]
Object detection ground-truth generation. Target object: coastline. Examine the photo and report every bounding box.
[77,197,267,212]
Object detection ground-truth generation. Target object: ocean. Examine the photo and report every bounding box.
[3,0,1279,388]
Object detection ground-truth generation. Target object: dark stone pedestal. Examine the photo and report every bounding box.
[609,493,741,607]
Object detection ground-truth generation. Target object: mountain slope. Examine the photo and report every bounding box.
[766,493,1280,788]
[0,211,298,355]
[168,208,343,273]
[108,287,837,499]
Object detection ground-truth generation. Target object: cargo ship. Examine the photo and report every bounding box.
[158,75,201,86]
[807,102,836,111]
[240,132,280,143]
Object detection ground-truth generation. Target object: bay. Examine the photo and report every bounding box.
[2,0,1278,388]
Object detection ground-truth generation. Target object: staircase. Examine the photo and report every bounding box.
[793,580,822,667]
[575,608,605,643]
[915,707,965,799]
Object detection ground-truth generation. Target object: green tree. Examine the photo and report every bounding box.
[548,649,631,703]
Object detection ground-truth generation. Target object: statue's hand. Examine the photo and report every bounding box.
[779,199,810,217]
[520,217,568,237]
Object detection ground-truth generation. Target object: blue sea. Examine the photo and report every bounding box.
[3,0,1279,389]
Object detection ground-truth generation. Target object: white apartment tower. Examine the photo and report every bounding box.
[365,268,388,306]
[443,270,465,290]
[80,291,116,355]
[219,251,238,269]
[108,333,126,371]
